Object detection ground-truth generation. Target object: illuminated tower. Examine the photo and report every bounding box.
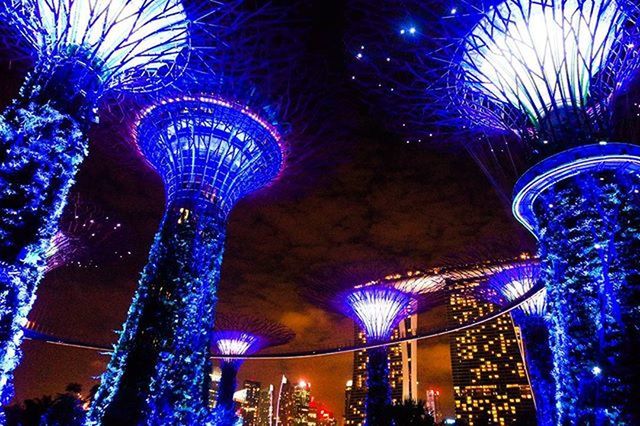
[87,2,311,421]
[345,319,416,425]
[425,389,442,423]
[86,91,284,424]
[483,261,554,424]
[0,0,193,406]
[348,0,640,421]
[211,314,294,424]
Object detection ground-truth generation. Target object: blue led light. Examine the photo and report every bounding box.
[88,93,285,425]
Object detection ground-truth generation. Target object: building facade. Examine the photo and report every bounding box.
[344,314,418,425]
[448,277,536,425]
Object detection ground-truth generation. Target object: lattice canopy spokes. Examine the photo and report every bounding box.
[10,0,190,91]
[136,97,284,216]
[457,0,638,133]
[214,331,262,356]
[486,262,546,316]
[345,286,415,342]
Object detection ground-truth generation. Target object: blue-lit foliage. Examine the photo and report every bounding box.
[87,97,283,425]
[533,169,640,424]
[0,98,85,413]
[0,0,192,410]
[485,263,555,425]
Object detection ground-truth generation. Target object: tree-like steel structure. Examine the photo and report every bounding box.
[348,0,640,422]
[211,313,294,425]
[87,3,312,424]
[0,0,197,408]
[308,265,445,426]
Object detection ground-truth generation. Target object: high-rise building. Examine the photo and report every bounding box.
[241,380,262,425]
[310,400,338,426]
[256,384,275,426]
[344,314,418,426]
[276,376,313,425]
[425,388,442,423]
[448,276,536,425]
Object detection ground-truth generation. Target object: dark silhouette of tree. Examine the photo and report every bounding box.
[5,395,53,425]
[5,383,86,426]
[383,399,435,426]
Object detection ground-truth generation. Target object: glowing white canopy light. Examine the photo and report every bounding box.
[215,332,261,356]
[12,0,189,90]
[488,263,546,316]
[346,287,413,342]
[461,0,626,125]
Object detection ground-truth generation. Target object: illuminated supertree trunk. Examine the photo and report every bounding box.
[217,360,239,417]
[517,160,640,422]
[88,97,284,425]
[0,0,190,407]
[365,345,391,425]
[513,313,555,425]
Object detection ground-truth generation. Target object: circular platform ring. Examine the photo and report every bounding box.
[512,142,640,235]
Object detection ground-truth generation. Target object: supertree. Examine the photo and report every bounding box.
[0,0,199,408]
[479,261,555,425]
[87,3,313,424]
[45,193,124,272]
[210,313,294,425]
[347,0,640,422]
[308,266,446,426]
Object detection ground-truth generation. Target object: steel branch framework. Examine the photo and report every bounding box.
[88,3,313,424]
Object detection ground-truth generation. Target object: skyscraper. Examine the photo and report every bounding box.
[256,384,275,426]
[209,366,222,408]
[310,400,338,426]
[425,389,442,423]
[448,276,536,425]
[276,376,313,425]
[241,380,262,425]
[344,314,418,426]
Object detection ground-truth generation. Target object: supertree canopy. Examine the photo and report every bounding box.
[342,283,415,426]
[0,0,195,409]
[483,261,555,425]
[322,267,445,426]
[348,0,640,422]
[87,3,310,424]
[211,313,294,424]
